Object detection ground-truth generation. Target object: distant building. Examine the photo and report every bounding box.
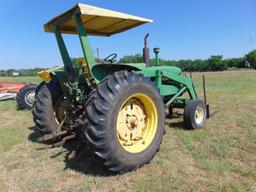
[245,60,251,68]
[12,72,19,76]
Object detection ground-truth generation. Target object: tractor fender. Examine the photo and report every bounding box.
[91,63,146,83]
[141,66,182,77]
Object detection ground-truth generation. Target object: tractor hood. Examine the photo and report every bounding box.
[44,3,153,36]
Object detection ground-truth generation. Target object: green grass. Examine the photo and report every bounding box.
[0,70,256,191]
[0,76,41,84]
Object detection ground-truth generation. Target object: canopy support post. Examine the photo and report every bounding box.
[73,14,96,78]
[54,28,76,80]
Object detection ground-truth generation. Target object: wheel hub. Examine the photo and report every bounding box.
[25,91,36,105]
[116,93,158,153]
[117,99,146,146]
[195,107,204,125]
[126,115,138,130]
[54,97,69,124]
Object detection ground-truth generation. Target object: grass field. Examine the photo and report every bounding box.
[0,70,256,192]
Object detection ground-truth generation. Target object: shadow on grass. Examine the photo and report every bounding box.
[27,126,116,177]
[16,103,32,111]
[165,112,188,130]
[166,112,183,119]
[166,121,186,130]
[28,126,42,142]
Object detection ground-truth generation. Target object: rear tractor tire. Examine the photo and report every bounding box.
[184,100,207,130]
[84,70,165,173]
[32,80,68,134]
[16,84,37,109]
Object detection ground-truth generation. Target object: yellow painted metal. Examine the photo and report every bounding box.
[195,106,205,124]
[44,3,153,36]
[74,58,91,78]
[82,63,90,78]
[38,70,52,81]
[116,93,158,153]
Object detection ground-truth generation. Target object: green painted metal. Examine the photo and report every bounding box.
[45,10,199,109]
[159,85,179,96]
[141,66,181,76]
[161,71,197,100]
[140,65,197,107]
[54,29,86,101]
[165,86,186,107]
[163,71,198,100]
[155,70,162,88]
[120,63,146,71]
[92,63,146,83]
[155,52,160,66]
[54,28,75,79]
[73,14,96,77]
[153,48,160,66]
[54,71,69,94]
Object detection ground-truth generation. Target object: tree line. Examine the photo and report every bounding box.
[119,49,256,71]
[0,68,48,77]
[1,49,255,77]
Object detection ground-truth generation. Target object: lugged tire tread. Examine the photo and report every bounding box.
[16,84,37,109]
[184,100,206,130]
[32,80,63,134]
[84,70,165,173]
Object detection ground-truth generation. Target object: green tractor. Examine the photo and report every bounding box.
[33,3,209,173]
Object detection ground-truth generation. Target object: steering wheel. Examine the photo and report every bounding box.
[103,53,117,64]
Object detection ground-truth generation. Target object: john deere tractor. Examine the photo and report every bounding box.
[33,3,209,173]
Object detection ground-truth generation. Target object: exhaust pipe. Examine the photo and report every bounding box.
[143,33,150,67]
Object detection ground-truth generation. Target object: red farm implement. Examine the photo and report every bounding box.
[0,81,26,92]
[0,81,37,109]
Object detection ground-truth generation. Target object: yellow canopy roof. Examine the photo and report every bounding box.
[44,3,153,36]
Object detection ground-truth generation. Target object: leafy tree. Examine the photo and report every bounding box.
[245,49,256,69]
[2,49,255,76]
[119,54,143,63]
[0,70,7,77]
[224,57,245,68]
[206,55,227,71]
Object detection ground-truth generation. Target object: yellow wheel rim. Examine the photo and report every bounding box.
[195,106,205,125]
[116,93,158,153]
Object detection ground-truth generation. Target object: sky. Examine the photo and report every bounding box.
[0,0,255,69]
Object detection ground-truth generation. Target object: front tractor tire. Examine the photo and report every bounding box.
[84,71,165,173]
[184,100,207,130]
[32,80,67,134]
